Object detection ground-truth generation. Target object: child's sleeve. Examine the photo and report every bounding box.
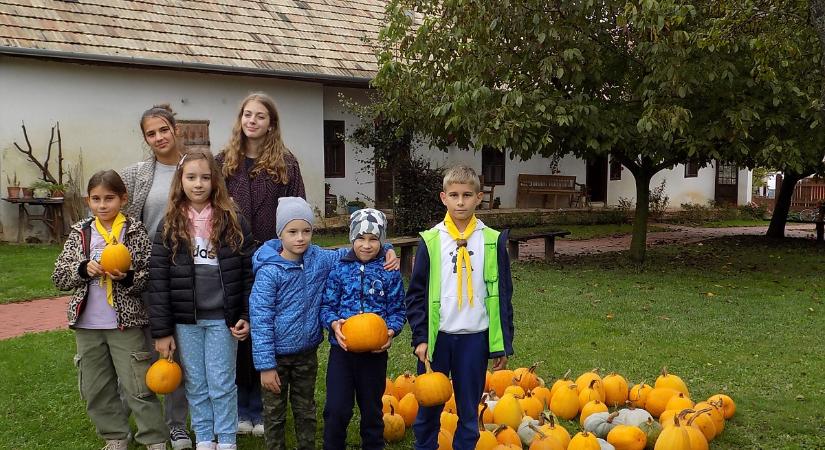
[147,224,175,339]
[404,238,429,348]
[52,228,87,291]
[319,268,342,330]
[116,223,151,295]
[384,271,407,336]
[498,230,515,356]
[250,266,280,371]
[239,217,256,322]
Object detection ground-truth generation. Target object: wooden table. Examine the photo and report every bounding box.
[507,230,571,261]
[3,197,65,243]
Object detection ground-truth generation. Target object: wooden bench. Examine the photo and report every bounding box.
[516,174,588,208]
[507,230,571,261]
[326,236,421,276]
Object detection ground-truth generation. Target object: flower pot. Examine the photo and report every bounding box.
[6,186,22,199]
[21,188,34,198]
[51,190,65,199]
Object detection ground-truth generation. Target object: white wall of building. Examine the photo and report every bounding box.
[607,160,752,207]
[1,57,325,240]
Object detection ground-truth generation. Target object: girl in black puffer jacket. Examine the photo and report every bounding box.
[148,149,254,450]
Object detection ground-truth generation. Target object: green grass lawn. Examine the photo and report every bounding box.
[0,243,62,303]
[1,236,822,448]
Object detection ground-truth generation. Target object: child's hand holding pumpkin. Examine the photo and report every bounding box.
[331,319,348,351]
[373,329,395,353]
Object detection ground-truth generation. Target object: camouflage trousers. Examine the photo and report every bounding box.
[261,348,318,450]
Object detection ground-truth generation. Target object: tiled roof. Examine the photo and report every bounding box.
[0,0,385,83]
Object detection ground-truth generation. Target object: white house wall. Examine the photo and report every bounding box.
[607,161,752,207]
[1,57,325,241]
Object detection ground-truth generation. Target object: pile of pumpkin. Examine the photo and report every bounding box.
[381,365,736,450]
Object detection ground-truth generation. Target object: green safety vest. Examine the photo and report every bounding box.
[419,227,504,360]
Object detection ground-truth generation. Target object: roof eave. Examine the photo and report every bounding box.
[0,46,373,88]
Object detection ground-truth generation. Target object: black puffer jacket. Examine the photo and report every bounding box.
[148,214,255,338]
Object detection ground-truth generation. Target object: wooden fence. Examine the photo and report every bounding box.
[777,175,825,210]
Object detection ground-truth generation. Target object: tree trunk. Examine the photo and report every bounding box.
[811,0,825,104]
[766,172,803,238]
[629,166,653,263]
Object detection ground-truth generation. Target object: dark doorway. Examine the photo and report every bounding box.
[375,145,410,209]
[586,156,609,203]
[715,162,739,206]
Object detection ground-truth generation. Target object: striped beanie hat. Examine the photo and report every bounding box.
[349,208,387,243]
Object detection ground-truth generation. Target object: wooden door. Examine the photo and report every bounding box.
[586,156,608,203]
[715,162,739,206]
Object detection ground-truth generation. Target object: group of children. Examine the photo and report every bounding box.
[54,158,514,450]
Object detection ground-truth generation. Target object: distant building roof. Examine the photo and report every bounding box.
[0,0,385,85]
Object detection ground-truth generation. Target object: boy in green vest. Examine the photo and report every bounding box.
[405,165,515,450]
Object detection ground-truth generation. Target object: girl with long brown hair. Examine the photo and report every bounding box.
[148,149,255,450]
[216,92,305,435]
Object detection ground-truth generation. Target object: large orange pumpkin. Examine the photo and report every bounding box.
[145,357,182,394]
[341,313,388,352]
[100,238,132,273]
[645,387,679,417]
[413,359,453,407]
[549,383,579,420]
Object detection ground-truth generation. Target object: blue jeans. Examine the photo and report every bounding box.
[238,382,263,423]
[176,320,238,444]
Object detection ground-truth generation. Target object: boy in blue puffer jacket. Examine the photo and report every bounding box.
[249,198,398,450]
[319,209,406,450]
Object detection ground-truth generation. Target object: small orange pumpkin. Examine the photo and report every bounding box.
[493,424,521,446]
[514,363,542,391]
[550,369,574,399]
[528,425,565,450]
[145,356,182,394]
[645,387,679,417]
[707,393,736,419]
[413,359,453,407]
[665,392,694,412]
[538,413,571,448]
[568,430,601,450]
[654,415,692,450]
[489,369,517,397]
[629,382,653,409]
[440,411,459,435]
[341,313,388,352]
[655,366,689,396]
[437,428,453,450]
[549,383,579,420]
[383,405,406,442]
[384,377,394,396]
[100,238,132,273]
[394,372,416,400]
[602,372,629,407]
[398,392,418,427]
[382,394,400,415]
[606,424,647,450]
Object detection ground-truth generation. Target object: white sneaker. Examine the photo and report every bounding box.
[146,444,167,450]
[101,440,129,450]
[237,419,253,435]
[252,422,264,437]
[217,445,237,450]
[195,443,216,450]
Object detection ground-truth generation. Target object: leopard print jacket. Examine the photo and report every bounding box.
[52,216,152,329]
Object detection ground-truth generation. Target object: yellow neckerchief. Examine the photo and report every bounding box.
[443,212,477,310]
[94,212,127,307]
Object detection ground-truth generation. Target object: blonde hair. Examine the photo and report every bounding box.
[442,165,481,192]
[219,92,292,183]
[162,149,245,261]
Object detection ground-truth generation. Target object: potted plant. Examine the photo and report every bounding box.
[30,180,52,199]
[48,183,66,198]
[346,197,366,214]
[6,173,22,198]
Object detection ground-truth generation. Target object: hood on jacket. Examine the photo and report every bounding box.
[253,238,306,274]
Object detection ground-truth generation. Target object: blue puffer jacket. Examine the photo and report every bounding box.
[320,249,406,347]
[249,239,347,371]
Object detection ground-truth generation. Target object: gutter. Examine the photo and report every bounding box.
[0,46,373,88]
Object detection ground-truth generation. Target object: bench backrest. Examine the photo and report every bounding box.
[518,174,577,190]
